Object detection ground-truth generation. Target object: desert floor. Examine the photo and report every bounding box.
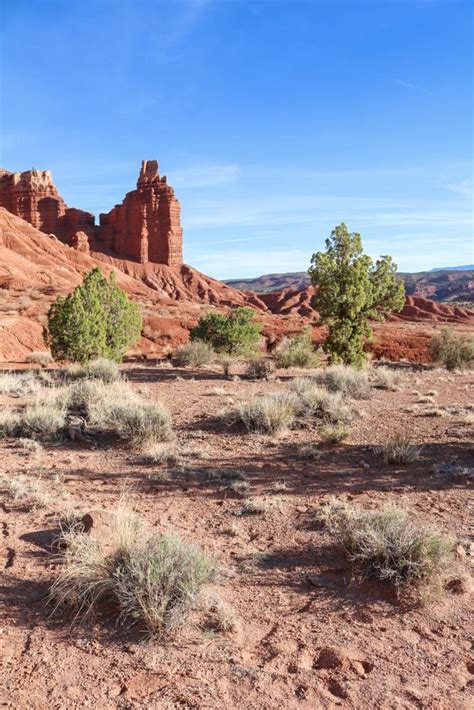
[1,362,473,709]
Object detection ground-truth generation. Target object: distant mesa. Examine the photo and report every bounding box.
[0,160,183,267]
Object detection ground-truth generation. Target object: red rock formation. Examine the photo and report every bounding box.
[98,160,183,265]
[0,168,95,247]
[0,160,183,267]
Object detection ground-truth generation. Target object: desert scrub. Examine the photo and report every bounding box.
[0,409,21,437]
[21,388,68,439]
[175,341,215,367]
[0,473,62,509]
[66,379,172,445]
[313,365,371,399]
[0,371,41,396]
[218,354,236,377]
[275,328,320,369]
[25,351,53,367]
[64,358,121,383]
[371,366,402,391]
[318,422,349,444]
[106,399,172,446]
[317,501,452,599]
[246,357,275,380]
[49,506,216,634]
[225,392,298,434]
[139,442,178,465]
[290,379,354,424]
[374,433,422,464]
[428,327,474,371]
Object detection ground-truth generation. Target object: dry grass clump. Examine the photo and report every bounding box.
[63,358,121,384]
[22,394,67,439]
[139,442,178,465]
[291,379,354,424]
[201,591,237,633]
[26,351,53,367]
[49,506,216,634]
[0,473,57,508]
[316,500,453,599]
[225,392,298,434]
[372,366,402,391]
[429,327,474,371]
[313,365,371,399]
[175,341,215,368]
[0,409,22,437]
[67,379,172,445]
[374,433,422,464]
[319,423,349,444]
[17,437,43,454]
[246,357,275,380]
[108,400,172,446]
[218,354,236,377]
[293,442,321,460]
[0,371,41,397]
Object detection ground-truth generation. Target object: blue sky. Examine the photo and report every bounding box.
[1,0,472,278]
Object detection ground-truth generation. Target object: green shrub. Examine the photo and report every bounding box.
[275,328,320,368]
[49,506,215,634]
[246,357,275,380]
[428,328,474,371]
[190,307,261,356]
[175,341,215,367]
[44,267,142,364]
[318,501,452,598]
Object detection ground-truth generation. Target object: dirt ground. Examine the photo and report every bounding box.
[1,362,473,709]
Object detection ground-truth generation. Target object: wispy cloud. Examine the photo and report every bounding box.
[445,178,473,198]
[394,78,433,96]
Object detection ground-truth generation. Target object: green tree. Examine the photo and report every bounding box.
[190,307,261,356]
[308,223,405,366]
[44,268,142,363]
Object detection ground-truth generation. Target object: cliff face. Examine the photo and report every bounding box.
[0,160,183,267]
[98,160,182,265]
[0,168,95,246]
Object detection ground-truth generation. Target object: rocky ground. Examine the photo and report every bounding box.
[0,361,473,709]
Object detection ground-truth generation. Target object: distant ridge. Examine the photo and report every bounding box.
[226,268,473,302]
[431,265,474,272]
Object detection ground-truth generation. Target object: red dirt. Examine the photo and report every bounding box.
[1,363,473,708]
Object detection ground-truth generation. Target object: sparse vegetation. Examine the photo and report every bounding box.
[275,327,320,368]
[317,500,453,598]
[318,422,349,443]
[0,371,41,396]
[45,267,142,363]
[190,307,261,356]
[246,357,275,380]
[64,358,121,383]
[225,392,298,434]
[313,365,371,399]
[428,327,474,371]
[372,366,401,390]
[218,354,236,377]
[309,223,405,366]
[374,433,422,464]
[49,506,216,634]
[175,341,216,367]
[26,351,53,367]
[139,442,178,465]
